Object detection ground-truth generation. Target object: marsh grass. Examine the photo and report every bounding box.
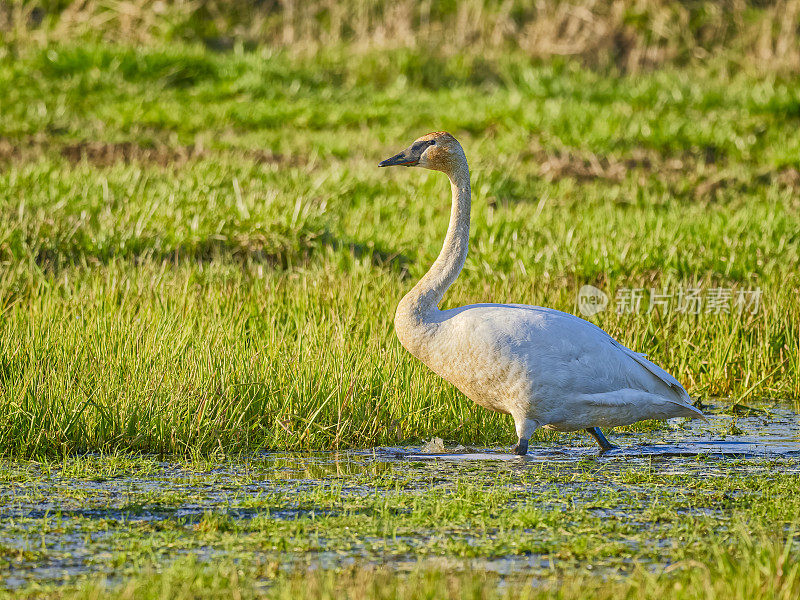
[1,7,800,459]
[2,7,799,599]
[11,539,798,600]
[0,39,799,457]
[54,535,798,600]
[0,454,798,598]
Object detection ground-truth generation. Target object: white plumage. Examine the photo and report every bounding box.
[379,131,703,454]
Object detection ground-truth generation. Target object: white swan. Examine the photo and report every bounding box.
[379,132,704,455]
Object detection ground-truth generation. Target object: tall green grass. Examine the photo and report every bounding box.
[0,41,798,457]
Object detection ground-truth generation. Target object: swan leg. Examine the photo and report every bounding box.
[512,417,539,456]
[512,439,528,456]
[585,427,618,451]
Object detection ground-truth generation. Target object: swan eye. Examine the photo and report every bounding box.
[410,140,435,155]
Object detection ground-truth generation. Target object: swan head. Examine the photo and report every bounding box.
[379,132,465,173]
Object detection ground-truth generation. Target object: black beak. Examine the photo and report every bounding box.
[378,139,434,167]
[378,150,418,168]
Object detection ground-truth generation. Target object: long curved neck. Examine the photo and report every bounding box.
[398,158,471,320]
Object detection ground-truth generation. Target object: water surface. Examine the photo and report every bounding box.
[1,403,799,590]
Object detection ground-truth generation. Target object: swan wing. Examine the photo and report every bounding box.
[515,305,695,406]
[437,303,702,417]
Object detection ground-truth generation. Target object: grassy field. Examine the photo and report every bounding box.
[1,2,800,597]
[1,39,798,457]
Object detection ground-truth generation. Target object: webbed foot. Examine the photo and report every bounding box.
[585,427,618,452]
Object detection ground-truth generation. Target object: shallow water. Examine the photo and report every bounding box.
[383,404,800,462]
[1,403,799,590]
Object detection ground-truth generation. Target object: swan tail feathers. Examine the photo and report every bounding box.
[579,389,705,425]
[611,340,691,399]
[660,397,706,419]
[607,339,704,418]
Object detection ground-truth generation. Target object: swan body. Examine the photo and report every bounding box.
[379,132,703,454]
